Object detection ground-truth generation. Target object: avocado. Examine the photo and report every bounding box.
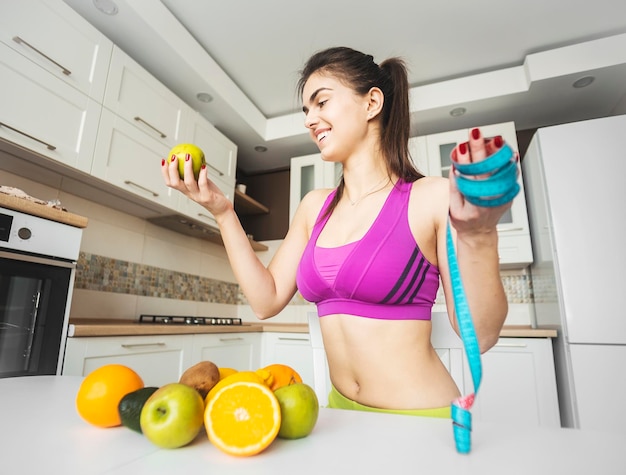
[118,386,159,433]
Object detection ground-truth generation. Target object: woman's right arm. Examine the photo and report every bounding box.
[161,155,318,319]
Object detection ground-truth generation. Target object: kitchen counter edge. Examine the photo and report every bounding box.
[67,320,556,338]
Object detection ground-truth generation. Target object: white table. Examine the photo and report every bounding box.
[1,376,624,474]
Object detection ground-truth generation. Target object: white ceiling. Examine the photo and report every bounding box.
[63,0,626,174]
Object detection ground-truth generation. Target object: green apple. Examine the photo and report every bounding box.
[140,383,205,449]
[274,383,319,439]
[168,143,205,180]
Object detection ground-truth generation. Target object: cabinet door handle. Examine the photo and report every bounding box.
[121,342,166,349]
[205,163,224,177]
[219,337,244,342]
[278,337,310,342]
[494,342,528,348]
[13,36,72,76]
[124,180,159,197]
[133,116,166,138]
[0,121,56,150]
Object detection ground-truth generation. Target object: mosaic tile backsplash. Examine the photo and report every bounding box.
[75,252,241,304]
[76,252,534,305]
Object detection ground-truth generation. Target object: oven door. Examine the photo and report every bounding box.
[0,251,75,377]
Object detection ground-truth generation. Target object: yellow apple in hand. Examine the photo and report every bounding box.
[168,143,205,180]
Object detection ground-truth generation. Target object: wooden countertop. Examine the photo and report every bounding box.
[68,319,309,337]
[68,319,555,338]
[0,191,88,228]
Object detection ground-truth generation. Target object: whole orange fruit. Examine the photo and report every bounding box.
[76,364,144,428]
[262,363,303,391]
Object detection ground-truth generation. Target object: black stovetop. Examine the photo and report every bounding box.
[138,315,243,326]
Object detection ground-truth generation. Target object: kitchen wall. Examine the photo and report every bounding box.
[1,168,533,326]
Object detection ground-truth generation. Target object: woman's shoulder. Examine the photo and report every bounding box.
[407,176,450,214]
[408,176,448,195]
[292,187,336,226]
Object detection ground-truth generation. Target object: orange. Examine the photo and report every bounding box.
[218,367,238,381]
[262,363,303,391]
[205,370,269,405]
[76,364,144,428]
[205,381,281,457]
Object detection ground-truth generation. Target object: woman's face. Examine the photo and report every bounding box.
[301,71,370,161]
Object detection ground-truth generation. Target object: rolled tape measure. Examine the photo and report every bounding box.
[447,143,518,454]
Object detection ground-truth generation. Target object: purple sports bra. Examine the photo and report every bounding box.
[296,179,440,320]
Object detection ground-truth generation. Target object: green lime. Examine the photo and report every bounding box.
[118,386,159,433]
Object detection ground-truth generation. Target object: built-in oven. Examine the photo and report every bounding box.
[0,206,82,378]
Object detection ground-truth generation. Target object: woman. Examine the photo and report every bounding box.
[162,46,511,417]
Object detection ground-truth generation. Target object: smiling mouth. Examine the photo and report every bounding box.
[317,130,329,143]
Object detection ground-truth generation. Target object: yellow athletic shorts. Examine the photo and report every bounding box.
[328,385,451,419]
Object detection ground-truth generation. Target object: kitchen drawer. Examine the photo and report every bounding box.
[191,333,262,371]
[104,46,189,147]
[0,0,112,101]
[0,41,100,172]
[63,335,193,387]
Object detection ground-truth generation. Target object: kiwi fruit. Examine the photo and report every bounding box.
[179,360,220,398]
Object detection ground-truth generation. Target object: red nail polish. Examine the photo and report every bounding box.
[170,155,176,162]
[201,164,206,170]
[459,142,467,155]
[494,135,503,148]
[161,158,165,166]
[471,128,480,140]
[185,153,191,161]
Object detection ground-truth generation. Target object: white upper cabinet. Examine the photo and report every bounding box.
[289,153,342,223]
[416,122,533,268]
[0,0,112,102]
[408,135,429,176]
[184,111,237,188]
[0,41,100,172]
[103,46,188,148]
[91,108,178,210]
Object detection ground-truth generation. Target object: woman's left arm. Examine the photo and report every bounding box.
[437,128,511,353]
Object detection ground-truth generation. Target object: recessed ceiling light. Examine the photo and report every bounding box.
[93,0,118,15]
[254,145,268,153]
[196,92,213,103]
[573,76,595,88]
[450,107,466,117]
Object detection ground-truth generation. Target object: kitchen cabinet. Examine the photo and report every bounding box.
[465,337,561,428]
[91,109,179,210]
[289,153,342,223]
[190,333,262,371]
[176,111,239,231]
[63,335,193,387]
[261,332,315,387]
[103,46,188,148]
[0,0,112,102]
[63,332,263,384]
[408,135,430,175]
[185,111,237,188]
[411,121,533,268]
[0,41,101,173]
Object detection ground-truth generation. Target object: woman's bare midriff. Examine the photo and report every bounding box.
[320,314,461,410]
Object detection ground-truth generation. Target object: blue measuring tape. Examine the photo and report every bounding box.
[447,143,519,454]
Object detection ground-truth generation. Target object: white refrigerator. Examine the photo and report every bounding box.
[522,114,626,433]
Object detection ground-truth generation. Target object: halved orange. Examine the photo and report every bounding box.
[205,381,281,457]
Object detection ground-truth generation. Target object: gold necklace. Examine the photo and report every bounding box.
[345,176,391,206]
